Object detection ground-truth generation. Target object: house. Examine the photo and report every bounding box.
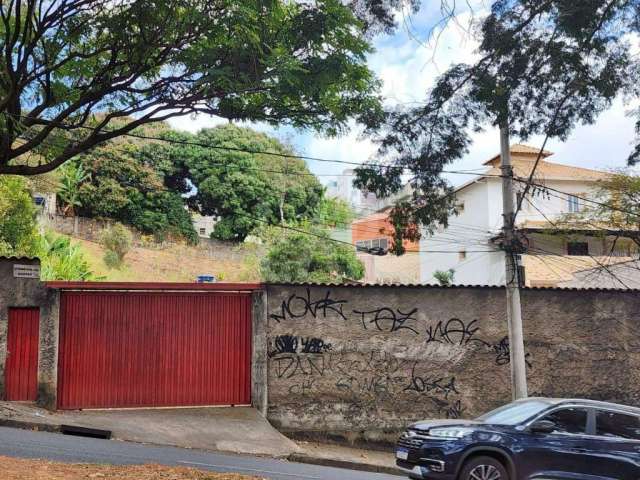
[352,210,421,284]
[192,214,217,238]
[419,144,639,287]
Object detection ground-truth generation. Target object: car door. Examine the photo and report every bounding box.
[517,407,602,479]
[578,409,640,480]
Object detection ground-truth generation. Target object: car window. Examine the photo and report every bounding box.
[476,400,552,425]
[596,410,640,441]
[542,408,588,434]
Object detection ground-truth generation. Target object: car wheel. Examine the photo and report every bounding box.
[459,456,509,480]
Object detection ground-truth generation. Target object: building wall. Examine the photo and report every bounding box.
[420,180,503,285]
[265,284,640,443]
[0,258,59,408]
[193,215,217,238]
[420,176,602,286]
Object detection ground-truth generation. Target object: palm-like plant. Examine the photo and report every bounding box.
[57,162,90,216]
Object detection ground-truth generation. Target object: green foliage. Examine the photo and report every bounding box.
[101,223,133,269]
[57,161,91,215]
[315,197,355,228]
[433,269,455,287]
[73,128,198,243]
[560,172,640,251]
[39,233,94,281]
[0,176,39,257]
[261,225,364,283]
[1,0,382,176]
[355,1,639,248]
[168,125,325,241]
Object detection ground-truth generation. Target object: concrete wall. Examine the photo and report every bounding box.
[0,258,59,408]
[265,284,640,443]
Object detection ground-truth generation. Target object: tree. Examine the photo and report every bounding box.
[0,175,39,256]
[261,225,364,283]
[0,0,382,176]
[561,172,640,252]
[101,223,133,269]
[72,123,198,243]
[57,161,90,216]
[354,1,638,248]
[315,197,355,228]
[170,125,324,241]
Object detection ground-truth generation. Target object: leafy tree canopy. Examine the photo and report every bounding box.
[0,175,39,256]
[70,123,198,243]
[0,0,382,176]
[0,176,94,279]
[164,124,325,241]
[260,224,364,283]
[561,172,640,250]
[355,1,639,249]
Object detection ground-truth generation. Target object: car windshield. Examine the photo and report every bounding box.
[476,400,552,425]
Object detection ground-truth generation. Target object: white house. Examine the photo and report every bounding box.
[192,214,217,238]
[420,144,638,287]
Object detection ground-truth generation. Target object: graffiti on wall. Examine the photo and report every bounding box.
[268,289,533,427]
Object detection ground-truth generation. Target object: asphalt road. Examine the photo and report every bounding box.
[0,427,400,480]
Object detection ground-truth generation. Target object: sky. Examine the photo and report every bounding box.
[168,3,639,189]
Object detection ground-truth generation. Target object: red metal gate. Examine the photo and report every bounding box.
[57,289,252,409]
[5,308,40,401]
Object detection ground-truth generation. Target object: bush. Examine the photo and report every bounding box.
[261,225,364,283]
[101,223,132,269]
[39,233,94,281]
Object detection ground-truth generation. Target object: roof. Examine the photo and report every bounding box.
[45,281,262,291]
[483,143,554,165]
[351,211,390,224]
[266,282,640,292]
[557,260,640,289]
[481,144,609,182]
[518,220,640,234]
[0,256,40,261]
[522,255,640,289]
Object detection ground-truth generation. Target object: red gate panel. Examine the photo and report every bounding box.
[57,291,252,409]
[5,308,40,401]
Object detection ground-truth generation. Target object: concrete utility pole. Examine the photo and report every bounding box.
[499,123,528,400]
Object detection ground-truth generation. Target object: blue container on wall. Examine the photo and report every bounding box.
[196,275,217,283]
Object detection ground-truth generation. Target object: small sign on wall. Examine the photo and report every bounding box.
[13,264,40,279]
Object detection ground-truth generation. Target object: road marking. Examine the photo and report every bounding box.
[177,460,322,479]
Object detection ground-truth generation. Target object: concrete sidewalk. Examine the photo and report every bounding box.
[0,402,400,476]
[0,402,298,458]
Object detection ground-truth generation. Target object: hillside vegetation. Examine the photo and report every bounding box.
[67,235,259,283]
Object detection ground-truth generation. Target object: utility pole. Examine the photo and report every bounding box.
[499,122,528,400]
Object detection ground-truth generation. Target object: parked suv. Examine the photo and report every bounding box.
[396,398,640,480]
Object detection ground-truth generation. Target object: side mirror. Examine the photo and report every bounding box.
[529,420,556,434]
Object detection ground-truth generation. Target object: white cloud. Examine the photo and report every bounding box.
[167,113,228,133]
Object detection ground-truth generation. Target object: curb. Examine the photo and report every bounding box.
[0,418,61,433]
[288,453,403,477]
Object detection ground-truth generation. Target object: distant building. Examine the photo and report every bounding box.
[326,169,413,213]
[192,214,217,238]
[352,210,420,284]
[419,144,639,288]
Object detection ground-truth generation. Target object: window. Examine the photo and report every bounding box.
[543,408,588,434]
[568,195,581,213]
[596,410,640,441]
[458,202,465,213]
[458,250,467,261]
[199,228,206,235]
[355,238,388,252]
[567,242,589,256]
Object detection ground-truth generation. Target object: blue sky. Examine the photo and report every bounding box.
[168,3,639,188]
